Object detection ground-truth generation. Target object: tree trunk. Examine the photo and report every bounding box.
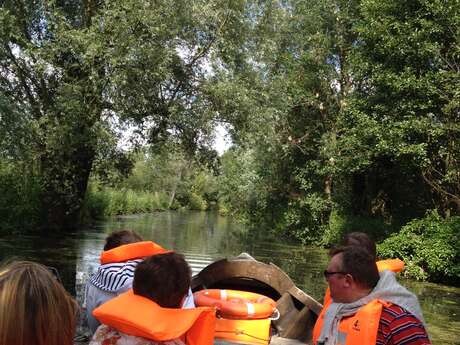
[40,130,96,231]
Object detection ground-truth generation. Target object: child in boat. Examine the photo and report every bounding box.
[85,230,195,334]
[0,261,78,345]
[89,252,215,345]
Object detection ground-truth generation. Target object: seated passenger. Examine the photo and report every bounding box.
[319,232,424,327]
[342,232,405,272]
[86,230,195,334]
[313,246,430,345]
[90,252,215,345]
[0,261,78,345]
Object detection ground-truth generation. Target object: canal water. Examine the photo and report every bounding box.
[0,211,459,344]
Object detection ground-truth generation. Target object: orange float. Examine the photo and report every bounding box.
[193,289,277,320]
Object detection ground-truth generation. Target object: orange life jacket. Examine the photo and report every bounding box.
[100,241,171,264]
[312,299,390,345]
[93,290,216,345]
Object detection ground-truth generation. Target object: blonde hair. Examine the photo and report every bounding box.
[0,261,78,345]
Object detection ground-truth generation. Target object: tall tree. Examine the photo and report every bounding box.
[0,0,247,230]
[214,0,459,242]
[210,0,361,240]
[339,0,460,221]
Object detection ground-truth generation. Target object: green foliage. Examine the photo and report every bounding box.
[123,144,218,211]
[378,211,460,283]
[217,148,259,218]
[80,183,110,221]
[213,0,361,240]
[215,0,459,269]
[0,0,247,230]
[0,162,42,233]
[0,0,459,286]
[85,141,219,215]
[187,192,208,211]
[82,185,170,219]
[283,194,331,244]
[338,0,460,221]
[324,209,396,246]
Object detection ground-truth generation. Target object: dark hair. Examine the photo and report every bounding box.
[341,232,376,260]
[330,246,379,289]
[103,230,143,251]
[133,252,191,308]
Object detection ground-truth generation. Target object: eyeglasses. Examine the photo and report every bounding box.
[323,270,348,278]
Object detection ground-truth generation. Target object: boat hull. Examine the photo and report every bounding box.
[191,254,323,345]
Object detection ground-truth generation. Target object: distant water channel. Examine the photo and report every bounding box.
[0,211,458,344]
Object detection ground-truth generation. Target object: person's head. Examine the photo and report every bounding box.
[341,232,377,260]
[325,246,379,303]
[133,252,191,308]
[0,261,78,345]
[104,229,143,251]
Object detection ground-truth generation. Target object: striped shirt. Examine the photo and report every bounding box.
[89,259,143,292]
[377,304,431,345]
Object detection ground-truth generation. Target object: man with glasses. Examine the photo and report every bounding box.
[313,246,430,345]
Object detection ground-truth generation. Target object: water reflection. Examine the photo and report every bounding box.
[402,279,460,345]
[0,233,80,295]
[0,210,459,345]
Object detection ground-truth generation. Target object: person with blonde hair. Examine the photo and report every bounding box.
[0,260,78,345]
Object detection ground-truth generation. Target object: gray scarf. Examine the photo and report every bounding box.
[317,270,425,345]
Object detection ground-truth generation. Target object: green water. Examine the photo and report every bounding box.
[0,211,458,344]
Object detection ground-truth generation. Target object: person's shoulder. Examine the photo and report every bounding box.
[380,304,422,323]
[378,304,431,345]
[381,303,410,320]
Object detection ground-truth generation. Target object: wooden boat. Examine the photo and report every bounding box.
[191,253,323,345]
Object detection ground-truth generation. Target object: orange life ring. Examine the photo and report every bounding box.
[193,289,277,320]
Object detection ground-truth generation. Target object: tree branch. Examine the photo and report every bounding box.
[167,13,230,107]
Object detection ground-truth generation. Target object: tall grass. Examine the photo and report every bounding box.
[0,163,42,233]
[82,185,171,220]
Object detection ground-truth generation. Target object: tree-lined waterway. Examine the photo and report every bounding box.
[0,211,458,344]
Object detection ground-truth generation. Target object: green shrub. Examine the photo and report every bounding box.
[155,192,171,210]
[81,184,110,221]
[187,192,207,211]
[282,193,331,244]
[105,189,127,216]
[0,164,42,233]
[218,201,230,216]
[378,210,460,283]
[82,186,172,218]
[324,210,395,246]
[322,209,346,246]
